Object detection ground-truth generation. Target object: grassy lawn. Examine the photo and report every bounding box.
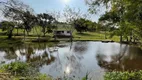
[0,28,120,43]
[73,32,120,42]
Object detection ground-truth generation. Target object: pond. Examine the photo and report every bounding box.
[0,41,142,79]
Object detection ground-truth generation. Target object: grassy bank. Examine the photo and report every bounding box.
[73,32,120,42]
[0,28,120,43]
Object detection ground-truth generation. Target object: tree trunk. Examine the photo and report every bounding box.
[26,31,29,36]
[17,28,18,35]
[42,27,46,37]
[43,33,46,37]
[120,35,122,43]
[130,36,132,42]
[8,30,13,39]
[105,30,107,39]
[130,31,133,42]
[70,31,73,42]
[126,37,128,42]
[133,38,136,43]
[35,26,40,39]
[24,29,26,41]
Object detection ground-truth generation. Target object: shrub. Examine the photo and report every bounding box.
[0,61,53,80]
[1,61,30,76]
[104,71,142,80]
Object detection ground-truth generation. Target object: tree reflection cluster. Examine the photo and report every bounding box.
[96,44,142,71]
[0,43,56,69]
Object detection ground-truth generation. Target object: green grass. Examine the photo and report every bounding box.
[73,32,120,42]
[0,28,120,43]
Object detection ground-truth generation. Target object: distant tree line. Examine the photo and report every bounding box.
[0,0,58,40]
[0,0,102,40]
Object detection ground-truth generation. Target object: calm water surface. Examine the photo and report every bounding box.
[0,41,142,79]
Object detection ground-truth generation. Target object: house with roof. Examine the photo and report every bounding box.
[53,30,72,38]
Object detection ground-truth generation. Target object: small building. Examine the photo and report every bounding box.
[53,30,72,38]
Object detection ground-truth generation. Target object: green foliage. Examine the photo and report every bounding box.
[74,18,97,33]
[0,61,53,79]
[1,62,31,76]
[0,21,15,39]
[36,74,52,80]
[87,0,142,43]
[37,13,55,36]
[22,11,37,32]
[104,71,142,80]
[99,11,120,23]
[82,73,89,80]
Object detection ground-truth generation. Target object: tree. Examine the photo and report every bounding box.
[22,11,37,35]
[0,0,37,41]
[73,18,88,33]
[47,11,61,30]
[63,6,90,31]
[37,13,55,37]
[0,21,15,39]
[73,18,96,33]
[98,11,122,40]
[86,0,142,43]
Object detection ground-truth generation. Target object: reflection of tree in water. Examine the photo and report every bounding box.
[65,53,82,75]
[26,50,55,68]
[3,47,18,60]
[49,42,84,78]
[22,44,55,68]
[96,44,131,71]
[1,43,56,68]
[73,42,88,54]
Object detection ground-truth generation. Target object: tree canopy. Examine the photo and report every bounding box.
[86,0,142,42]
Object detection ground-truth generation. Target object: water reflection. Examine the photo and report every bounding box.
[0,43,56,68]
[96,43,142,71]
[73,42,88,54]
[0,42,142,79]
[43,42,85,78]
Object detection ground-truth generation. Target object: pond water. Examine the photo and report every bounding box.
[0,41,142,79]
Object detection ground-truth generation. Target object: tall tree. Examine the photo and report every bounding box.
[73,18,96,33]
[0,0,37,40]
[74,18,88,33]
[37,13,55,37]
[0,21,15,39]
[63,6,90,31]
[86,0,140,42]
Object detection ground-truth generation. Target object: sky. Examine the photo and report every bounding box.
[0,0,106,22]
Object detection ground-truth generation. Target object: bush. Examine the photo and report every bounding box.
[1,62,29,76]
[13,74,52,80]
[36,74,52,80]
[0,61,52,80]
[104,71,142,80]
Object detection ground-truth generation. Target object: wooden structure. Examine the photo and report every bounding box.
[53,30,73,41]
